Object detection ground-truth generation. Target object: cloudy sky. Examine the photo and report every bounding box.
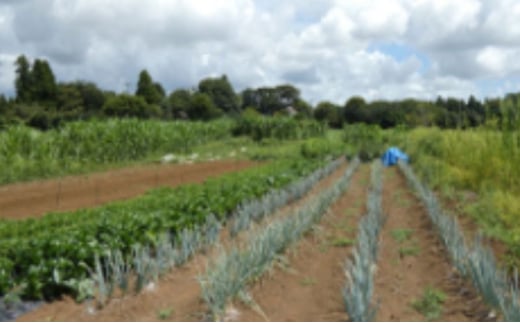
[1,0,520,104]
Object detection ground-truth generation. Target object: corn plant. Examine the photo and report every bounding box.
[398,161,520,321]
[199,158,360,320]
[343,160,384,321]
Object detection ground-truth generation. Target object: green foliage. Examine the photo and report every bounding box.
[0,119,233,184]
[343,160,384,322]
[343,123,384,161]
[390,228,413,243]
[167,89,192,119]
[102,94,160,118]
[199,159,360,319]
[233,115,325,141]
[157,307,174,320]
[398,245,421,257]
[300,137,345,159]
[0,158,323,299]
[198,75,239,114]
[14,55,32,103]
[135,69,164,105]
[240,84,302,115]
[14,56,57,105]
[410,287,446,321]
[314,101,343,129]
[188,93,223,120]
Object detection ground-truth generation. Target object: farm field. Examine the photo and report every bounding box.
[0,160,256,220]
[1,119,520,322]
[3,1,520,321]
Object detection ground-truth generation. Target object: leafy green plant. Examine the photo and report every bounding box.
[391,229,414,243]
[398,245,421,257]
[331,237,355,247]
[0,158,326,299]
[300,276,316,286]
[410,286,446,321]
[157,307,174,320]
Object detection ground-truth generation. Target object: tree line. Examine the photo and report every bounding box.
[0,54,513,130]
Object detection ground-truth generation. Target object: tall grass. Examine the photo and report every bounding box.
[0,118,233,184]
[391,121,520,265]
[399,161,520,321]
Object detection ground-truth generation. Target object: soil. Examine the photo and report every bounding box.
[0,160,255,220]
[232,164,371,322]
[373,166,492,321]
[17,161,349,322]
[14,163,499,322]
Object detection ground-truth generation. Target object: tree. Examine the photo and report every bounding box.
[72,81,106,115]
[188,93,222,120]
[56,83,84,121]
[135,69,163,105]
[14,55,33,102]
[314,101,343,128]
[198,75,239,114]
[168,89,192,119]
[31,59,57,104]
[102,94,160,118]
[344,96,366,123]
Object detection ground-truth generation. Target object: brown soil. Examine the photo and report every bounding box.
[373,167,492,321]
[18,161,349,322]
[231,164,371,322]
[0,160,255,220]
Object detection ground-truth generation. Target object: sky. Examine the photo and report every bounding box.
[1,0,520,104]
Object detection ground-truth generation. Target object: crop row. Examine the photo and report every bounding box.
[0,118,234,184]
[343,160,384,321]
[399,161,520,321]
[0,158,329,299]
[198,158,360,320]
[84,158,344,307]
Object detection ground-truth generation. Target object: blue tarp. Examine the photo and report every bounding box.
[382,147,409,166]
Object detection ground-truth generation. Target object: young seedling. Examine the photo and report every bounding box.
[399,245,421,257]
[410,286,446,321]
[391,228,414,243]
[157,307,174,320]
[331,237,356,247]
[300,276,317,286]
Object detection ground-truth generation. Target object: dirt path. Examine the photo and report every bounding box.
[18,162,349,322]
[0,160,254,220]
[373,166,490,321]
[232,164,370,322]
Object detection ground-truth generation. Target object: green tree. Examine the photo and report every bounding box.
[198,75,239,114]
[168,89,192,119]
[56,83,84,121]
[188,93,222,120]
[135,69,163,105]
[14,55,33,102]
[102,94,160,118]
[344,96,366,123]
[31,59,57,104]
[70,81,106,115]
[314,101,343,128]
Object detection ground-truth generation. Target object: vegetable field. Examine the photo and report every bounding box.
[1,118,520,322]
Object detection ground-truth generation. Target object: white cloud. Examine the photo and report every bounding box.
[0,0,520,103]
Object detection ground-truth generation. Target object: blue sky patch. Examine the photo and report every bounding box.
[368,42,431,73]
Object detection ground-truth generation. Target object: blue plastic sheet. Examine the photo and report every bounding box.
[382,147,409,166]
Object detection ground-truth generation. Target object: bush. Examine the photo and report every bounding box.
[343,123,384,161]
